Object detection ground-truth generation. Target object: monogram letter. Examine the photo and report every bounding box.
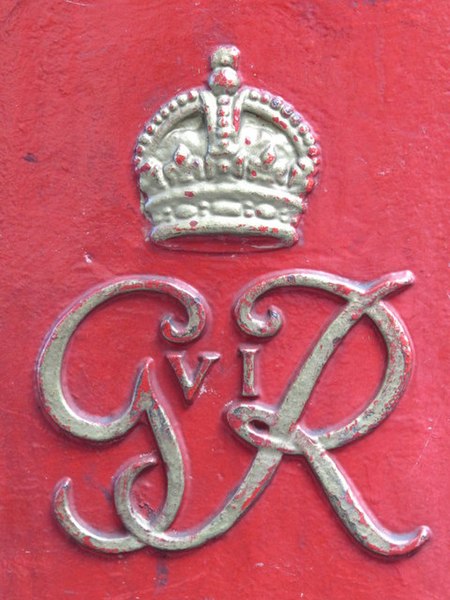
[239,345,260,398]
[166,351,220,404]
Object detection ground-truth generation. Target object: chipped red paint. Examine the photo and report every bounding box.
[263,152,275,165]
[212,71,234,90]
[272,115,288,130]
[233,107,241,132]
[305,175,315,192]
[166,351,220,404]
[239,346,260,397]
[240,465,278,512]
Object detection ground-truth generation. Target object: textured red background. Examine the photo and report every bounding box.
[1,1,449,598]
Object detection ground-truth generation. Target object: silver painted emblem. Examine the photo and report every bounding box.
[36,46,431,558]
[135,46,319,250]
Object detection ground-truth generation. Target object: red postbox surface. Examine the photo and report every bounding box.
[1,1,449,598]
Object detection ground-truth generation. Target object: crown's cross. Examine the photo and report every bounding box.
[202,46,242,160]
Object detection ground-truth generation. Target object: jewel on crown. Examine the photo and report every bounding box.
[135,46,320,251]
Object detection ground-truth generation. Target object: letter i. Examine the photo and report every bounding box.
[239,346,260,398]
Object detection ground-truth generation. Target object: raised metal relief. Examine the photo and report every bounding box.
[36,46,431,557]
[134,46,319,250]
[37,270,430,556]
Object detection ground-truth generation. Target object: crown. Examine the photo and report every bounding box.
[134,46,320,251]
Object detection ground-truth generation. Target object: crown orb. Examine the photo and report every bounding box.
[208,66,241,96]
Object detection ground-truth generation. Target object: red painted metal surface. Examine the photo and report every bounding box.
[1,1,449,598]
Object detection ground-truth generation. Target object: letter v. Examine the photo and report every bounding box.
[166,351,220,405]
